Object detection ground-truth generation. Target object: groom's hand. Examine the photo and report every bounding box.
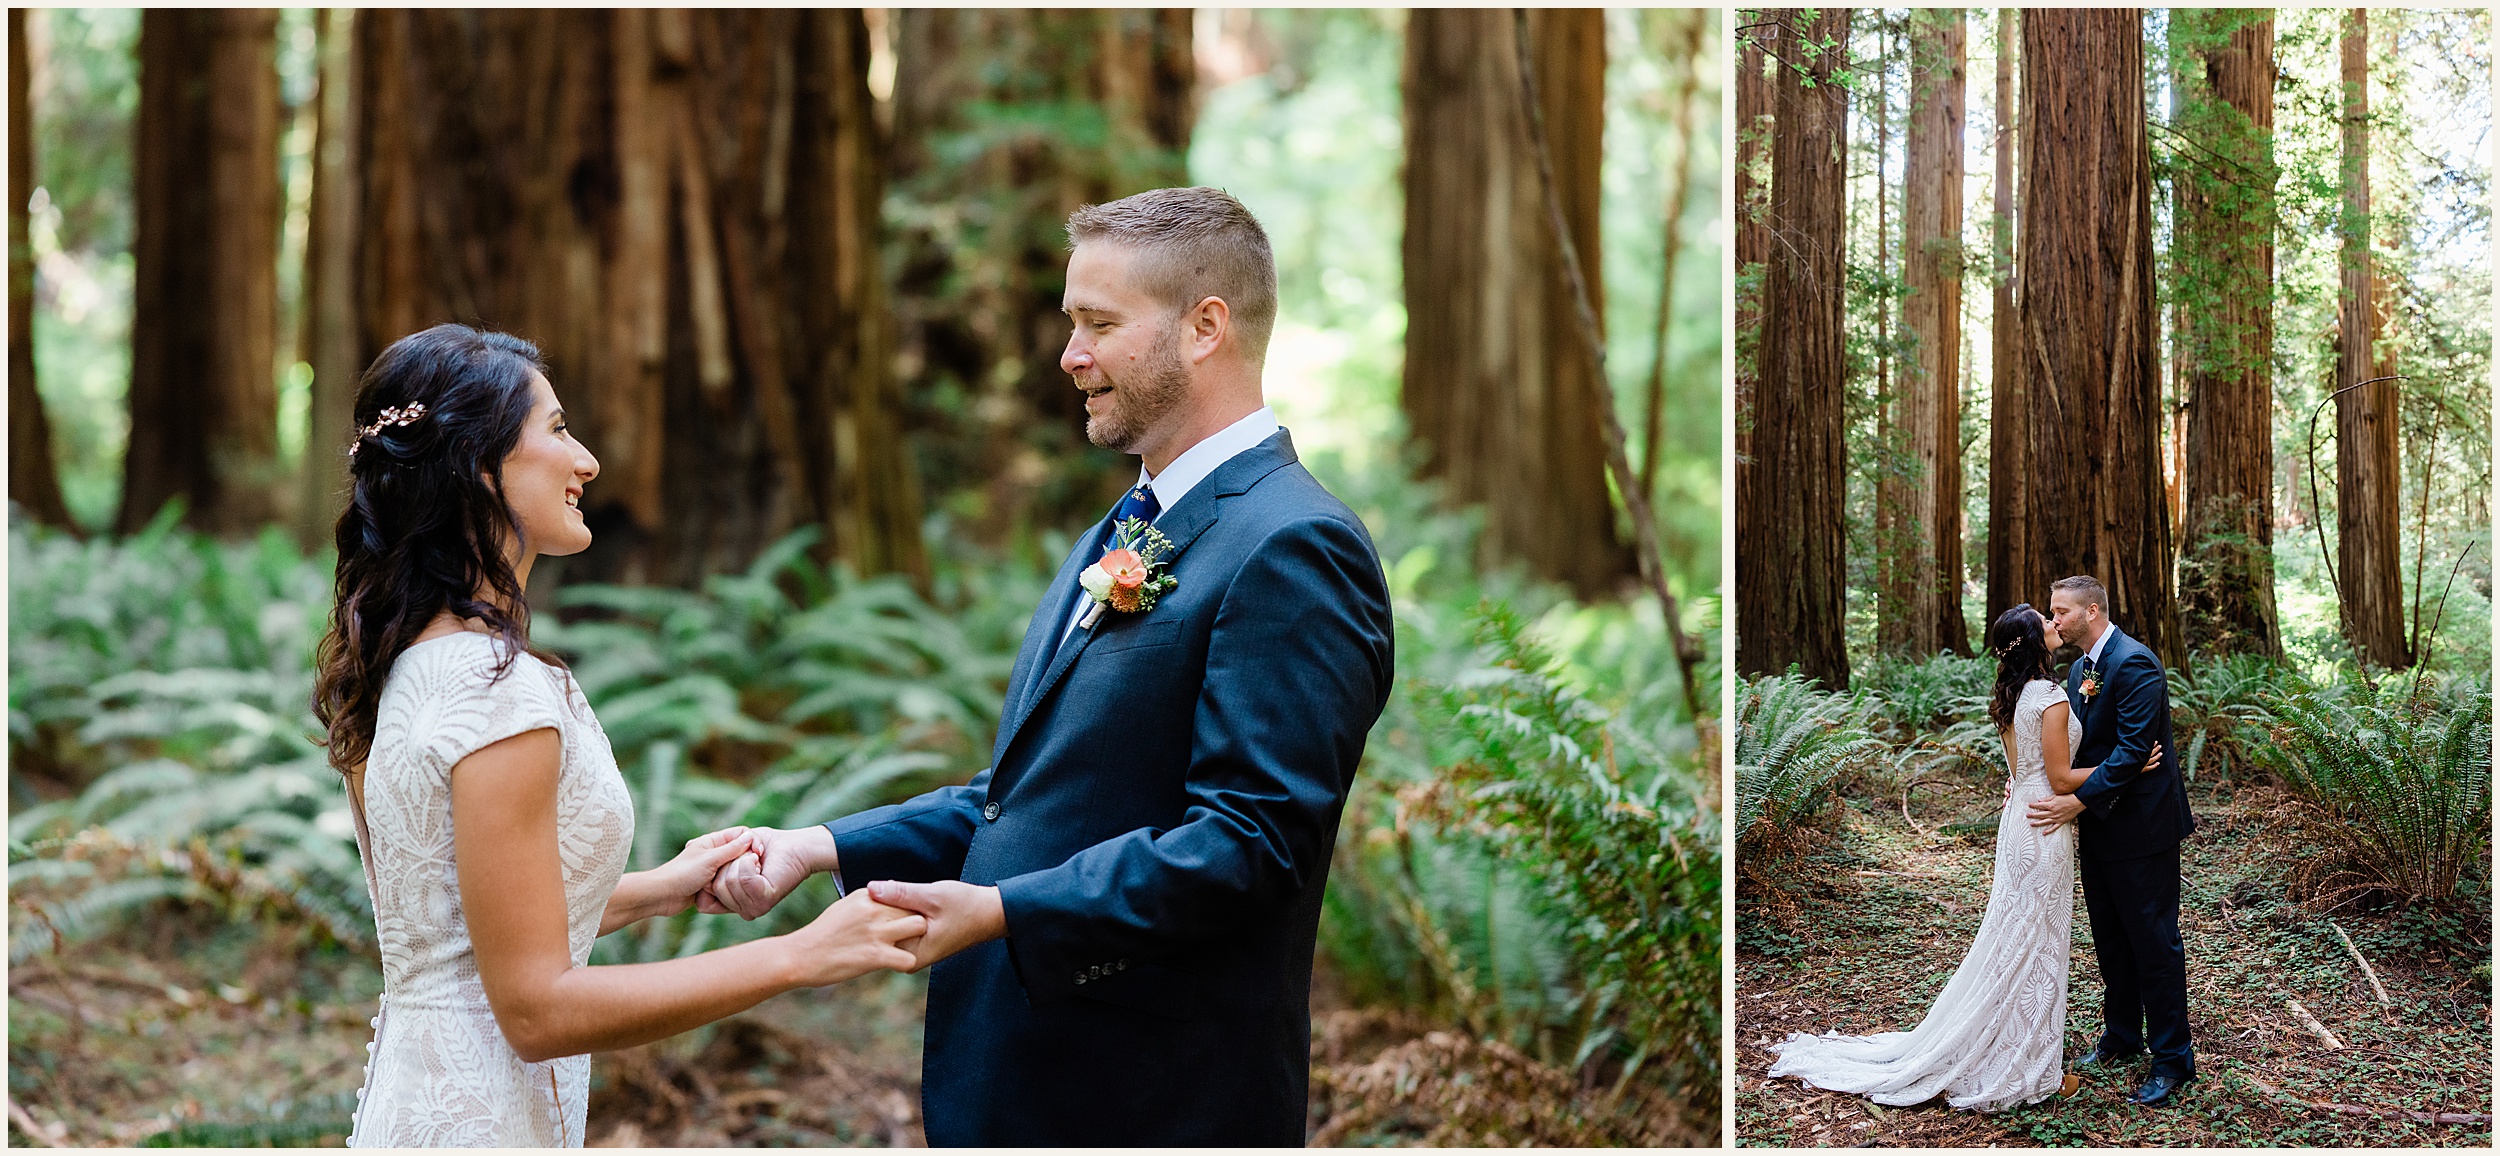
[864,879,1006,972]
[698,824,837,920]
[2026,792,2085,832]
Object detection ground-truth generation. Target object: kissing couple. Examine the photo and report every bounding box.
[1769,577,2196,1111]
[321,187,1394,1146]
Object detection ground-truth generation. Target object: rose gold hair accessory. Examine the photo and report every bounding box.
[348,403,428,458]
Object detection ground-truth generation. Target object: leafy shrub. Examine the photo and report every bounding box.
[2255,677,2493,907]
[1734,670,1880,852]
[1853,652,1991,735]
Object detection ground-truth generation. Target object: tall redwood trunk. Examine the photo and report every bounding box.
[295,7,360,547]
[2015,8,2178,665]
[9,8,72,529]
[2335,9,2408,668]
[1985,7,2028,625]
[2173,9,2280,658]
[1881,9,1967,658]
[1737,7,1851,687]
[1401,8,1633,599]
[888,10,1195,540]
[122,9,284,535]
[347,10,923,589]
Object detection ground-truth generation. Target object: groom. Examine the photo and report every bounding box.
[2025,575,2195,1105]
[704,187,1394,1143]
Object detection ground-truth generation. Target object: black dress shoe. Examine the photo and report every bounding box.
[2130,1074,2189,1106]
[2075,1045,2142,1069]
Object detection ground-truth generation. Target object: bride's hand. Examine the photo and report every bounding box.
[644,826,755,913]
[780,890,926,987]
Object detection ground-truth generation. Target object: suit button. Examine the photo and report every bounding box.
[1118,959,1129,970]
[1075,973,1087,985]
[982,801,1000,822]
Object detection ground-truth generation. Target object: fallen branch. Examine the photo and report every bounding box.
[6,1098,60,1147]
[2241,1071,2490,1126]
[2284,998,2344,1050]
[2328,920,2393,1006]
[1898,777,1944,836]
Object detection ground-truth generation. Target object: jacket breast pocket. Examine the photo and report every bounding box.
[1086,619,1183,655]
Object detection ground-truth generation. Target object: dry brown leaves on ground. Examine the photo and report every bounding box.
[1305,1008,1704,1146]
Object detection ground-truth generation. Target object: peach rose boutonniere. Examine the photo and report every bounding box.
[2079,664,2104,700]
[1076,517,1179,629]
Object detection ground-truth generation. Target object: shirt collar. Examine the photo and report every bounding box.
[2083,623,2114,665]
[1136,406,1281,514]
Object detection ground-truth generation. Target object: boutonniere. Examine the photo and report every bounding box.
[2079,665,2104,700]
[1076,517,1178,629]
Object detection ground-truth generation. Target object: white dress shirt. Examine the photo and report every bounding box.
[1058,407,1283,641]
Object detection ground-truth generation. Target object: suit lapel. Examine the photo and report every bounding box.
[987,430,1302,772]
[999,518,1115,746]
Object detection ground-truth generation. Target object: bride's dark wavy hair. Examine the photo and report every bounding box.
[1986,603,2056,731]
[312,323,562,774]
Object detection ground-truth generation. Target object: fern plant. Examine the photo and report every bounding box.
[1405,604,1720,1100]
[1734,670,1881,851]
[2167,652,2293,782]
[2255,677,2492,906]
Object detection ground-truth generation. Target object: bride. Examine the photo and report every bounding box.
[311,324,928,1146]
[1767,603,2159,1112]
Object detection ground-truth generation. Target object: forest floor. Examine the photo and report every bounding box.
[7,900,1698,1146]
[1735,768,2494,1148]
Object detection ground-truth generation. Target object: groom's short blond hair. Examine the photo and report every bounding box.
[1066,187,1278,368]
[2050,575,2108,613]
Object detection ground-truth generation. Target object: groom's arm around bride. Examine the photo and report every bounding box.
[702,187,1395,1145]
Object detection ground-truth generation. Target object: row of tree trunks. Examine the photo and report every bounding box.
[2010,8,2179,666]
[1402,7,1633,601]
[1877,9,1967,659]
[2173,9,2281,659]
[1735,7,1851,688]
[2335,9,2409,669]
[343,9,924,589]
[9,8,72,528]
[888,9,1195,541]
[120,8,284,536]
[1984,7,2026,628]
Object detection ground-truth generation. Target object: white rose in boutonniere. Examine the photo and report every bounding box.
[1077,517,1179,629]
[2080,667,2104,700]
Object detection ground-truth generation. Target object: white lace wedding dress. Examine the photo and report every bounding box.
[1767,678,2079,1111]
[345,631,635,1147]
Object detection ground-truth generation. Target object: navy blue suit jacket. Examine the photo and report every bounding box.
[2065,625,2192,861]
[823,430,1394,1144]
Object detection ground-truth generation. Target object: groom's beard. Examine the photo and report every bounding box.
[1080,323,1191,455]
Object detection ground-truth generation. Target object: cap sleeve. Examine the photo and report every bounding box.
[413,637,568,775]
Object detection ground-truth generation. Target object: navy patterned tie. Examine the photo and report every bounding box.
[1108,482,1162,531]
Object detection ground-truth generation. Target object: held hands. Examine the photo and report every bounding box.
[695,825,836,920]
[2025,743,2163,832]
[643,827,757,917]
[780,889,928,988]
[863,880,1007,972]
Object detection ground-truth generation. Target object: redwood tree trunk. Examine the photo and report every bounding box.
[888,9,1195,540]
[2335,9,2408,668]
[348,9,923,589]
[9,8,72,529]
[1401,8,1633,599]
[1737,7,1851,687]
[2014,8,2179,665]
[1985,6,2028,625]
[2173,9,2279,658]
[296,7,360,547]
[1881,9,1967,658]
[122,9,283,535]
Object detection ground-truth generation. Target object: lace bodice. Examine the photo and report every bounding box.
[346,632,635,1147]
[1767,679,2079,1112]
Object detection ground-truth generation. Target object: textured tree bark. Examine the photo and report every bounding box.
[1733,23,1771,475]
[1880,9,1967,659]
[1985,6,2028,627]
[121,9,284,535]
[1737,7,1851,686]
[2335,9,2409,668]
[888,9,1195,540]
[8,8,72,529]
[346,9,923,588]
[1401,8,1632,599]
[2173,9,2280,658]
[295,8,361,548]
[2014,8,2179,665]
